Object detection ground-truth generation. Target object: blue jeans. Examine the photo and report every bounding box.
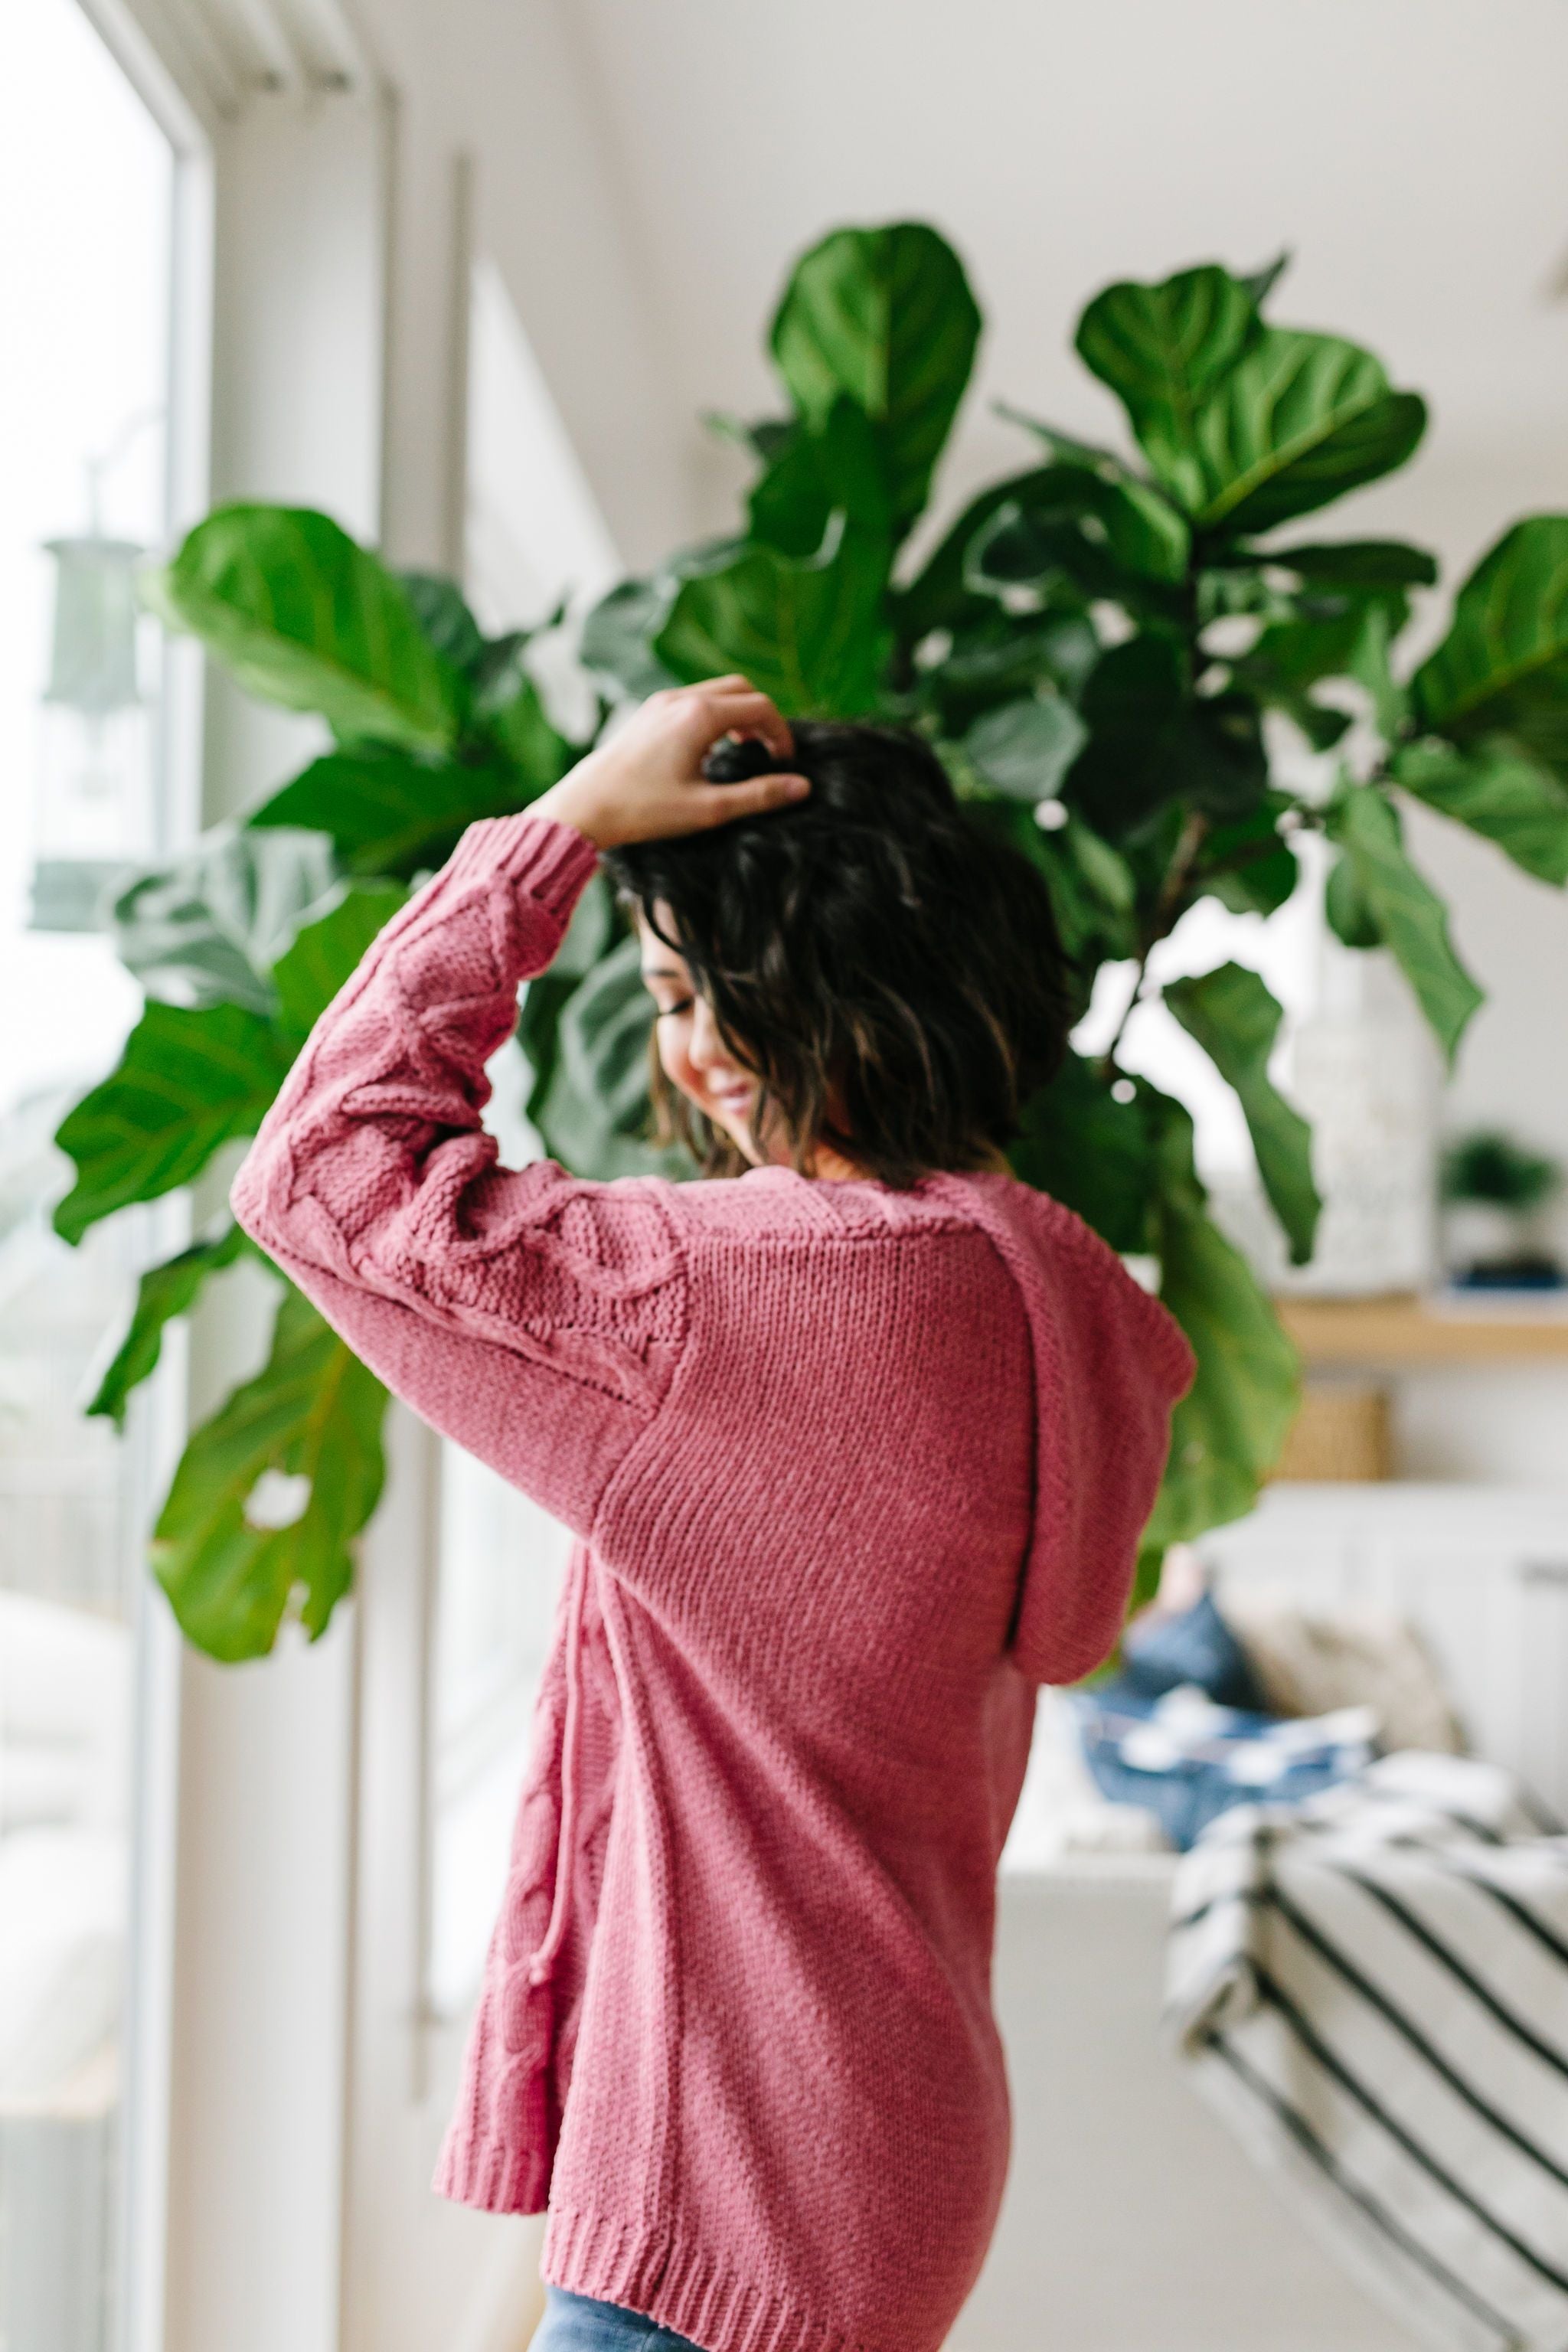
[531,2285,706,2352]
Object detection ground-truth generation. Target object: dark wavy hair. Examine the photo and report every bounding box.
[605,721,1074,1189]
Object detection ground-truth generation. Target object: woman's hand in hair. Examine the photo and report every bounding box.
[534,678,810,850]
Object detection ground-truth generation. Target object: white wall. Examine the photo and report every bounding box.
[358,0,688,578]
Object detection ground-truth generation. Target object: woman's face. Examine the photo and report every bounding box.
[638,910,764,1163]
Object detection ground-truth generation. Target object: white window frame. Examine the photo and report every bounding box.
[67,11,390,2352]
[50,13,213,2352]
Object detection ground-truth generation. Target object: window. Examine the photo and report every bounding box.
[0,8,180,2347]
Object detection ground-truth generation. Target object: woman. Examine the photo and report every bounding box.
[232,677,1194,2352]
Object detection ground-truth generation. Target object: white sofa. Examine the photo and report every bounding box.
[950,1484,1568,2352]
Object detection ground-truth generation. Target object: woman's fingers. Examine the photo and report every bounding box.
[678,680,793,759]
[707,697,794,756]
[695,770,810,826]
[533,675,805,848]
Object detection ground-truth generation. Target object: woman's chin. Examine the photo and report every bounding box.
[726,1127,765,1167]
[701,1100,762,1162]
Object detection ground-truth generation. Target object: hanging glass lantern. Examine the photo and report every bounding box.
[30,413,162,934]
[43,534,145,716]
[31,532,155,934]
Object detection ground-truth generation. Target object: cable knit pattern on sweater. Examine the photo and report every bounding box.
[231,810,1194,2352]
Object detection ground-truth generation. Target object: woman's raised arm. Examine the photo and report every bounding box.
[231,807,684,1540]
[231,678,804,1536]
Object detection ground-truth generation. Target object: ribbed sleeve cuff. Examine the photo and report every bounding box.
[444,807,600,920]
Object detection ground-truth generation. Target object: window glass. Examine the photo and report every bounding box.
[0,6,175,2345]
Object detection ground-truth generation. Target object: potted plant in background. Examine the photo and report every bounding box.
[1442,1130,1565,1292]
[53,222,1568,1663]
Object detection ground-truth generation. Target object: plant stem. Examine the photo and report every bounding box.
[1098,808,1210,1079]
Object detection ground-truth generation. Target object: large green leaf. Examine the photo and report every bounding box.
[54,1001,293,1244]
[1048,818,1139,967]
[1194,800,1301,918]
[1324,850,1383,951]
[655,521,890,717]
[87,1222,248,1428]
[485,678,574,786]
[398,572,487,675]
[1392,739,1568,887]
[109,827,339,1013]
[528,932,687,1180]
[964,802,1135,988]
[1057,469,1191,586]
[1267,538,1438,590]
[272,881,407,1040]
[770,222,980,534]
[747,398,893,558]
[963,693,1087,802]
[1238,587,1410,746]
[144,505,460,752]
[893,469,1054,642]
[467,636,578,785]
[1165,962,1321,1264]
[1065,635,1268,835]
[1075,264,1257,509]
[1239,588,1408,696]
[580,578,679,701]
[1325,786,1484,1061]
[1411,516,1568,767]
[152,1283,387,1661]
[1189,330,1426,535]
[1009,1054,1153,1253]
[927,613,1099,733]
[248,747,528,877]
[1142,1093,1300,1547]
[963,500,1117,608]
[970,431,1193,588]
[967,467,1190,596]
[1146,1197,1301,1545]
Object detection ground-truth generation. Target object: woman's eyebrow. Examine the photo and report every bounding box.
[642,965,688,984]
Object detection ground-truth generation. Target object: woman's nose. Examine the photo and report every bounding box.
[688,996,731,1073]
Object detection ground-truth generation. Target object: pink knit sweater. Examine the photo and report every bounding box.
[231,811,1194,2352]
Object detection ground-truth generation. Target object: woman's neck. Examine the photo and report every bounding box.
[802,1142,868,1183]
[796,1141,1012,1184]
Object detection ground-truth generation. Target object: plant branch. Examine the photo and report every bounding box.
[1098,808,1210,1080]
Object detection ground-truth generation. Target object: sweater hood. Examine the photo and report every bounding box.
[928,1172,1197,1686]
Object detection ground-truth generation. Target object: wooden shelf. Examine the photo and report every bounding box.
[1276,1292,1568,1368]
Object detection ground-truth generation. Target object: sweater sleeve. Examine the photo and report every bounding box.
[230,810,688,1540]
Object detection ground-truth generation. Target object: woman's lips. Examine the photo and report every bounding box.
[706,1084,755,1121]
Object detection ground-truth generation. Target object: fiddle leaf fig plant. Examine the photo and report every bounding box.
[56,223,1568,1660]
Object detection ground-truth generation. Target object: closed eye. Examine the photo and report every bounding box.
[652,995,695,1020]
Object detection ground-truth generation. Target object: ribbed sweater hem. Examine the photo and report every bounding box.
[541,2204,881,2352]
[431,2127,550,2216]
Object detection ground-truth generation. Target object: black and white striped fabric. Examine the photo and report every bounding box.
[1167,1752,1568,2352]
